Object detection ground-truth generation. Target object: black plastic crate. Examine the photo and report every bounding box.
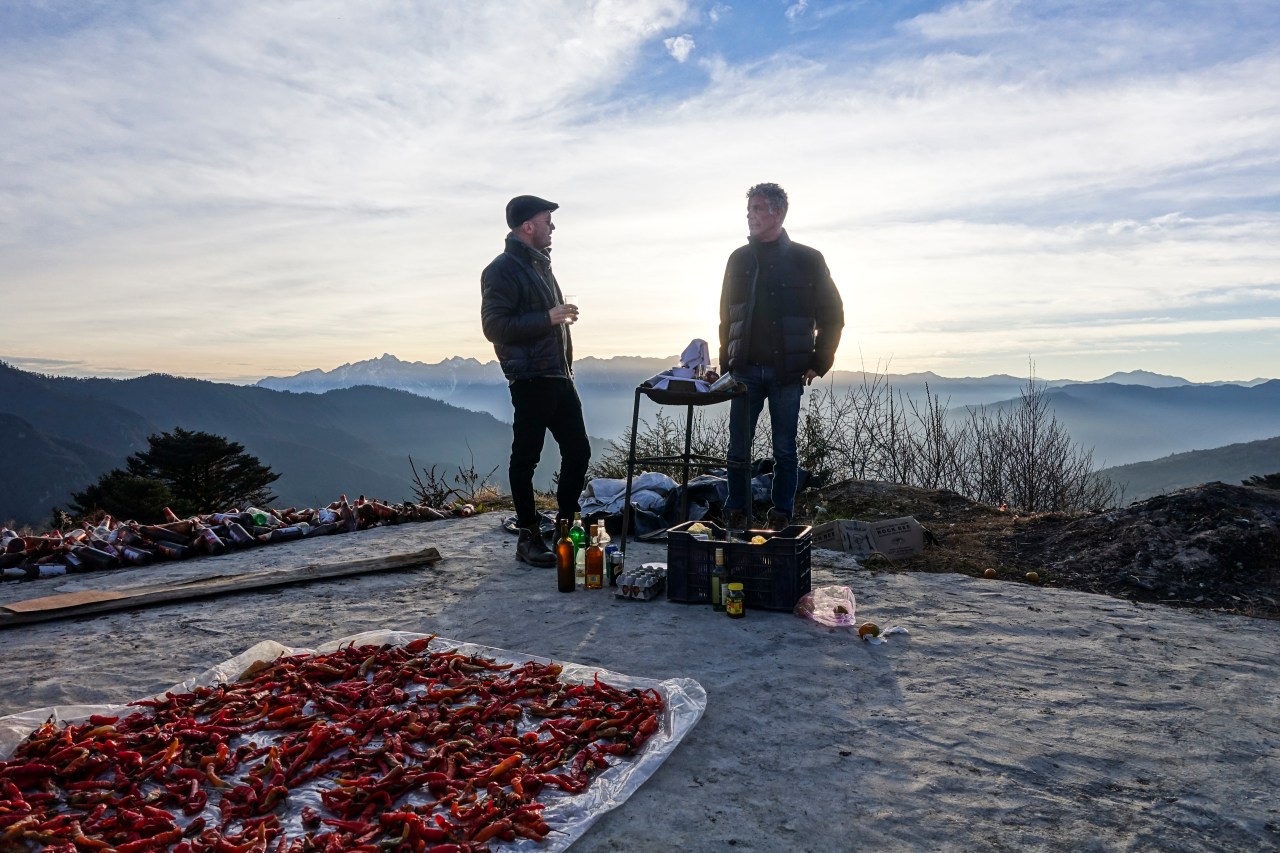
[666,520,812,611]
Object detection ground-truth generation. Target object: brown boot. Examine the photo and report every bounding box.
[516,527,555,568]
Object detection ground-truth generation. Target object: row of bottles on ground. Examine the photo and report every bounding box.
[555,513,621,593]
[1,495,473,580]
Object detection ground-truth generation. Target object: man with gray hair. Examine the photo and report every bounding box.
[718,182,845,529]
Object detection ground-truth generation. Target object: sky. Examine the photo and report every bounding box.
[2,0,1278,384]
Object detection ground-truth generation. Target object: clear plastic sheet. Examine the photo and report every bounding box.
[0,630,707,851]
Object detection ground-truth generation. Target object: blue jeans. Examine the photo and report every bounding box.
[725,365,803,518]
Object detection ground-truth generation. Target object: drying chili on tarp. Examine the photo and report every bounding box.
[0,637,664,852]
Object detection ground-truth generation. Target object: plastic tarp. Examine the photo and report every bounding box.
[0,630,707,852]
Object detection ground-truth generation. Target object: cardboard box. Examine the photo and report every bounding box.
[812,516,925,559]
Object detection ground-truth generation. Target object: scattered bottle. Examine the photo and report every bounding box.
[223,521,254,545]
[245,507,280,528]
[152,540,190,560]
[75,545,119,570]
[117,544,154,566]
[192,521,226,554]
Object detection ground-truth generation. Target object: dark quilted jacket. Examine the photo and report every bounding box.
[718,230,845,379]
[481,235,573,382]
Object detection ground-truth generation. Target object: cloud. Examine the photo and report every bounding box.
[904,0,1021,39]
[785,1,810,22]
[664,33,696,62]
[708,3,731,24]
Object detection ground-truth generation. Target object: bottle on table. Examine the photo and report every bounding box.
[556,519,576,593]
[585,524,604,590]
[711,547,726,611]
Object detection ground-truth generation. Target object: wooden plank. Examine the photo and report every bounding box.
[0,547,442,628]
[3,589,129,613]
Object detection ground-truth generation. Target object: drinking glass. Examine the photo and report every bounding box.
[562,293,580,322]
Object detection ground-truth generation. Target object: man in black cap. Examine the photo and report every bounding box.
[481,195,590,567]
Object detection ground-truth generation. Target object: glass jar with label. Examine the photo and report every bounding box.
[725,582,745,618]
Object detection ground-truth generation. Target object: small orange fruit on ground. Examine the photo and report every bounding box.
[983,568,998,579]
[1025,571,1040,583]
[858,622,881,638]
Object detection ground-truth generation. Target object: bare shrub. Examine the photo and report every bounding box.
[409,451,500,509]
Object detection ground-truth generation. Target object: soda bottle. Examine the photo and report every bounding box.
[585,524,604,590]
[555,519,575,593]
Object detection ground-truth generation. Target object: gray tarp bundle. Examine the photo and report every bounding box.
[505,462,810,538]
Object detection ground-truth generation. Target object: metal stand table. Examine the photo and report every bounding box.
[618,382,742,553]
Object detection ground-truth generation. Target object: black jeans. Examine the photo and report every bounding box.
[509,377,591,530]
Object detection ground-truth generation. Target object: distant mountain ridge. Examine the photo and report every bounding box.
[0,362,588,528]
[1099,435,1280,502]
[256,355,1279,467]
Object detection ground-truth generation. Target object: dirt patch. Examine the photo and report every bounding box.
[811,479,1280,620]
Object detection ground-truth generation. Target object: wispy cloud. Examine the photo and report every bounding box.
[785,1,810,22]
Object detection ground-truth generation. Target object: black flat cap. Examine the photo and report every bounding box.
[505,195,559,229]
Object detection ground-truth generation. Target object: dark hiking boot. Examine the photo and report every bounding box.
[722,508,747,530]
[516,527,555,568]
[765,509,790,531]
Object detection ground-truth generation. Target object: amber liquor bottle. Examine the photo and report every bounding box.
[585,524,604,590]
[556,519,576,593]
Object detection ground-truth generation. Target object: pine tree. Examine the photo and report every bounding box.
[71,428,279,521]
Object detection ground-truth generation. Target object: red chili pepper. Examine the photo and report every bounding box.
[115,828,182,852]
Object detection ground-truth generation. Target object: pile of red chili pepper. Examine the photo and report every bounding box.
[0,638,664,852]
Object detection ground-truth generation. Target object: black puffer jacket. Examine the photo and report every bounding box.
[718,230,845,379]
[481,235,573,383]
